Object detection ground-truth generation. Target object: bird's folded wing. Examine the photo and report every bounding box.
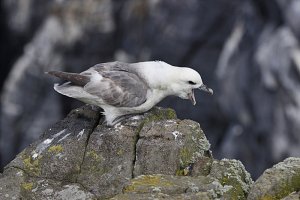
[83,63,149,107]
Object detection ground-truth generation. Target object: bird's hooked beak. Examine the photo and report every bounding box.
[199,84,213,95]
[188,90,196,105]
[188,84,213,106]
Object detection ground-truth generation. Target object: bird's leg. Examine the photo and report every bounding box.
[99,116,107,125]
[112,113,143,126]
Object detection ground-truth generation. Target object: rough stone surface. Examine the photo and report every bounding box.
[209,159,253,199]
[0,106,254,199]
[133,119,212,177]
[1,105,300,199]
[0,167,24,199]
[113,174,235,200]
[282,191,300,200]
[248,157,300,200]
[7,105,101,181]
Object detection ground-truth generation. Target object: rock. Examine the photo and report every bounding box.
[113,174,233,200]
[0,106,253,199]
[7,105,101,180]
[0,167,25,199]
[133,119,212,177]
[248,157,300,200]
[0,167,96,199]
[282,191,300,200]
[215,0,300,178]
[277,0,300,37]
[209,159,253,199]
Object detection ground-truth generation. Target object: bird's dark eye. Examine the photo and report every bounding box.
[188,81,196,85]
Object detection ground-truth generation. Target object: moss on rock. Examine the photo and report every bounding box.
[21,182,34,191]
[48,145,63,154]
[209,159,253,199]
[22,155,41,176]
[248,157,300,200]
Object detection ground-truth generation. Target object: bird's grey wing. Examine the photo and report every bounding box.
[84,68,149,107]
[92,61,133,73]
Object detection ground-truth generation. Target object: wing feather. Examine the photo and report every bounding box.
[83,62,149,107]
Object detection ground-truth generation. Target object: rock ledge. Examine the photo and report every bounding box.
[0,106,299,199]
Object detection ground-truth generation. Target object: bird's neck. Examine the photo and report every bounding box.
[133,61,180,94]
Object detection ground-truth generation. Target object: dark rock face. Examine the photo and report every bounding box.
[0,106,253,199]
[216,0,300,178]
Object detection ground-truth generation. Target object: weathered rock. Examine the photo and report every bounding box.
[0,106,253,199]
[0,167,95,199]
[282,191,300,200]
[209,159,253,199]
[133,119,212,177]
[0,167,25,199]
[247,157,300,200]
[7,105,101,181]
[77,107,212,199]
[113,174,236,200]
[215,0,300,178]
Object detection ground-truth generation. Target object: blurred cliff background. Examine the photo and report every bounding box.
[0,0,300,179]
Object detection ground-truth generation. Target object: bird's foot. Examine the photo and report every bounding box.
[111,113,144,126]
[99,116,107,125]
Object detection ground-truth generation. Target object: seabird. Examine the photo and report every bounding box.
[47,61,213,125]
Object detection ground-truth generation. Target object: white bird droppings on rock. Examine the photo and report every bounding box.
[16,171,23,176]
[172,131,182,140]
[77,129,85,140]
[43,138,53,144]
[58,132,72,142]
[31,129,66,159]
[114,123,124,130]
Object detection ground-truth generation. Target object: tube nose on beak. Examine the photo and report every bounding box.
[199,84,213,95]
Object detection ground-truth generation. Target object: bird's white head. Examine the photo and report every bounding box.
[168,67,213,105]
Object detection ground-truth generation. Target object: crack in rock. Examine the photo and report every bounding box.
[77,114,102,181]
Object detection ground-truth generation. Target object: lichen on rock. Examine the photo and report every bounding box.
[248,157,300,200]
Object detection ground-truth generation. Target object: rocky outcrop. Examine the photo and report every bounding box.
[0,106,253,199]
[1,106,300,199]
[248,158,300,200]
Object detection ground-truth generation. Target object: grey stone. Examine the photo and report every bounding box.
[20,176,95,200]
[113,174,239,200]
[0,106,254,199]
[209,159,253,199]
[248,157,300,200]
[134,119,212,177]
[0,167,24,200]
[7,105,101,180]
[0,167,95,200]
[215,1,300,178]
[282,191,300,200]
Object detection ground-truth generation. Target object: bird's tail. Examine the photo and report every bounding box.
[46,71,90,86]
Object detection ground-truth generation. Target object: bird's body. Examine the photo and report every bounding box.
[48,61,213,125]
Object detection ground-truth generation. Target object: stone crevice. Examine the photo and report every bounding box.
[76,113,102,182]
[131,123,144,179]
